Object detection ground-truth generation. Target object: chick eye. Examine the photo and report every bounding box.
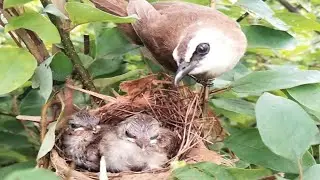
[196,43,210,55]
[125,131,136,139]
[150,134,159,140]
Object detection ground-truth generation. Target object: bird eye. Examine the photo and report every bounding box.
[125,131,136,139]
[150,134,159,140]
[196,43,210,55]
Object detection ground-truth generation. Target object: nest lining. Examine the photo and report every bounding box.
[50,74,224,180]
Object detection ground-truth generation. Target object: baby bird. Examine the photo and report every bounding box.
[62,110,102,171]
[100,113,177,172]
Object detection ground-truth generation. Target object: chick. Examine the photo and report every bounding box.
[62,110,102,171]
[99,113,178,172]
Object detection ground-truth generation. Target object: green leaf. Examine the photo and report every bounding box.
[3,0,34,8]
[4,168,59,180]
[236,0,288,30]
[287,84,320,114]
[172,162,233,180]
[211,98,255,116]
[94,69,142,88]
[65,2,137,26]
[88,27,138,78]
[224,128,316,173]
[50,52,73,81]
[36,122,57,160]
[302,164,320,180]
[218,63,252,81]
[95,27,138,59]
[20,90,45,116]
[0,48,37,95]
[215,107,255,126]
[89,57,124,78]
[173,162,272,180]
[256,93,318,161]
[0,116,24,134]
[242,25,297,49]
[0,161,36,178]
[0,131,31,150]
[43,4,69,20]
[78,53,95,69]
[32,56,53,102]
[225,168,272,180]
[5,12,60,44]
[0,148,28,163]
[275,12,320,32]
[182,0,210,6]
[231,69,320,94]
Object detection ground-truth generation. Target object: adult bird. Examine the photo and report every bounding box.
[91,0,247,86]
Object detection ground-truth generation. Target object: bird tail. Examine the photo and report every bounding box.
[90,0,128,16]
[90,0,142,44]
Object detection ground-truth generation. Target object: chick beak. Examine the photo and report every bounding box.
[136,139,149,151]
[174,60,199,86]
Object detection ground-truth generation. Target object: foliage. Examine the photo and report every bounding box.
[0,0,319,179]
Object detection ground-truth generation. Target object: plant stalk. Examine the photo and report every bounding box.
[40,0,97,92]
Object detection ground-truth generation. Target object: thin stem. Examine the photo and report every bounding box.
[209,86,231,95]
[201,86,209,118]
[84,34,90,55]
[237,12,249,22]
[278,0,299,13]
[0,111,17,117]
[237,0,267,22]
[298,158,303,180]
[40,0,97,92]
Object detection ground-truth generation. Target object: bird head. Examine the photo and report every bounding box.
[117,114,160,150]
[172,25,247,85]
[69,110,101,133]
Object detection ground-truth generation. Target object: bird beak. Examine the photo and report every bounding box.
[136,139,149,151]
[174,60,198,86]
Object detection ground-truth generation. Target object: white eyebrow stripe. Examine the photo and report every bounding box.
[184,28,214,62]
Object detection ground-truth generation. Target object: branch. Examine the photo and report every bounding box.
[40,0,97,92]
[0,17,22,47]
[237,0,267,22]
[0,9,49,62]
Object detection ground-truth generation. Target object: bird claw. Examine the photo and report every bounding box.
[192,76,214,87]
[187,75,214,87]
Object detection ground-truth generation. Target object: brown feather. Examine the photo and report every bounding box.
[90,0,246,74]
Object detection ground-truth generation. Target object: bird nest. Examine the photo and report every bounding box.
[48,74,227,180]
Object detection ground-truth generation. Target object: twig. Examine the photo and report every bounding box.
[0,111,17,117]
[25,29,50,62]
[1,9,49,62]
[40,99,53,142]
[278,0,299,13]
[16,115,41,123]
[99,156,108,180]
[201,86,209,118]
[298,158,303,180]
[209,86,231,94]
[84,34,90,55]
[236,0,267,22]
[237,12,249,22]
[0,18,22,47]
[40,0,97,92]
[66,84,116,102]
[276,0,320,35]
